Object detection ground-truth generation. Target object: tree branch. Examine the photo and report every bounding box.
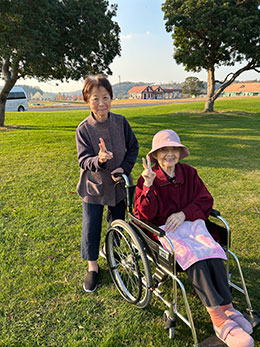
[0,57,20,97]
[2,57,11,81]
[10,57,19,81]
[212,62,258,101]
[215,73,235,85]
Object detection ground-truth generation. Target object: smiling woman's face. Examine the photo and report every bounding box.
[152,146,180,174]
[88,86,111,121]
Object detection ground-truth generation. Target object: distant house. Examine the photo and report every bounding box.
[128,85,154,99]
[222,82,260,97]
[162,87,182,99]
[31,92,43,100]
[128,85,182,99]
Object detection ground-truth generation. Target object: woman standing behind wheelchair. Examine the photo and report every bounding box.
[76,75,139,293]
[134,129,254,347]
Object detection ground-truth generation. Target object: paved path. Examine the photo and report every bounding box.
[29,100,193,112]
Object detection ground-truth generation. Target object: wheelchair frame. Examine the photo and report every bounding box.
[105,174,260,346]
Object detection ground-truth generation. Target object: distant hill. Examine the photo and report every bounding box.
[16,85,44,97]
[112,81,149,99]
[14,79,258,100]
[161,82,183,89]
[61,81,150,99]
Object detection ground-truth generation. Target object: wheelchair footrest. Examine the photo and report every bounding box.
[199,335,226,346]
[153,268,168,283]
[244,310,260,331]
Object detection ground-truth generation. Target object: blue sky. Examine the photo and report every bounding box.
[108,0,180,85]
[4,0,259,92]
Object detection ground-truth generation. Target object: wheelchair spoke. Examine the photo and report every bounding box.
[106,221,152,307]
[106,229,142,302]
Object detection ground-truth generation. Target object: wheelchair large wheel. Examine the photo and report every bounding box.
[106,220,153,308]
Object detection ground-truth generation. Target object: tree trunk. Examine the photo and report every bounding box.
[0,100,6,127]
[202,62,258,113]
[204,67,215,112]
[204,98,215,112]
[0,57,19,126]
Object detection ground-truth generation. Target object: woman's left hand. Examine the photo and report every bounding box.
[165,211,185,233]
[111,167,124,182]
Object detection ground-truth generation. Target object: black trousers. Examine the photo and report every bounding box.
[186,258,232,307]
[81,199,125,261]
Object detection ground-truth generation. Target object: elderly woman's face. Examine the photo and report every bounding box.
[153,146,180,173]
[88,86,111,121]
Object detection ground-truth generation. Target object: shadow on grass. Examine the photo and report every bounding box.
[97,253,260,344]
[2,111,260,172]
[1,124,77,131]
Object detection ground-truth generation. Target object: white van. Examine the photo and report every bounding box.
[5,87,29,112]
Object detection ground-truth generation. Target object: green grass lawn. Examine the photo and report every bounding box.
[0,98,260,346]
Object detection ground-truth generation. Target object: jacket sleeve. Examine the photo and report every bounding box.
[76,126,106,172]
[134,176,159,221]
[120,118,139,175]
[181,169,213,221]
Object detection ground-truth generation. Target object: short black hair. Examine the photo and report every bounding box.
[82,74,113,103]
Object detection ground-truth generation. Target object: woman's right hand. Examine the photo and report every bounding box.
[142,155,156,188]
[98,138,113,164]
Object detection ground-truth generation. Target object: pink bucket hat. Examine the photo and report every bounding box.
[148,129,190,162]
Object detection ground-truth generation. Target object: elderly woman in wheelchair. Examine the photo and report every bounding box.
[104,129,259,347]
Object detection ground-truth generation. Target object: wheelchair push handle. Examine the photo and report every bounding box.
[210,209,221,217]
[112,172,130,186]
[113,173,133,209]
[112,172,131,187]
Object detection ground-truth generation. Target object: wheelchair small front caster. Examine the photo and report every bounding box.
[163,310,176,339]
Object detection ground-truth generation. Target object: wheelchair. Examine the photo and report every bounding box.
[104,174,260,346]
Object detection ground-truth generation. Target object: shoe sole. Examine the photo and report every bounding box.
[83,282,97,293]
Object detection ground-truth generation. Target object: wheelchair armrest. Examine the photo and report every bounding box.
[210,209,221,218]
[130,215,165,237]
[208,209,230,249]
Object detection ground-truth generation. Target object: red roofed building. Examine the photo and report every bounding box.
[222,82,260,97]
[128,85,154,99]
[128,85,182,99]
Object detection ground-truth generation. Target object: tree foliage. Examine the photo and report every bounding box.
[0,0,120,126]
[182,77,204,96]
[162,0,260,111]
